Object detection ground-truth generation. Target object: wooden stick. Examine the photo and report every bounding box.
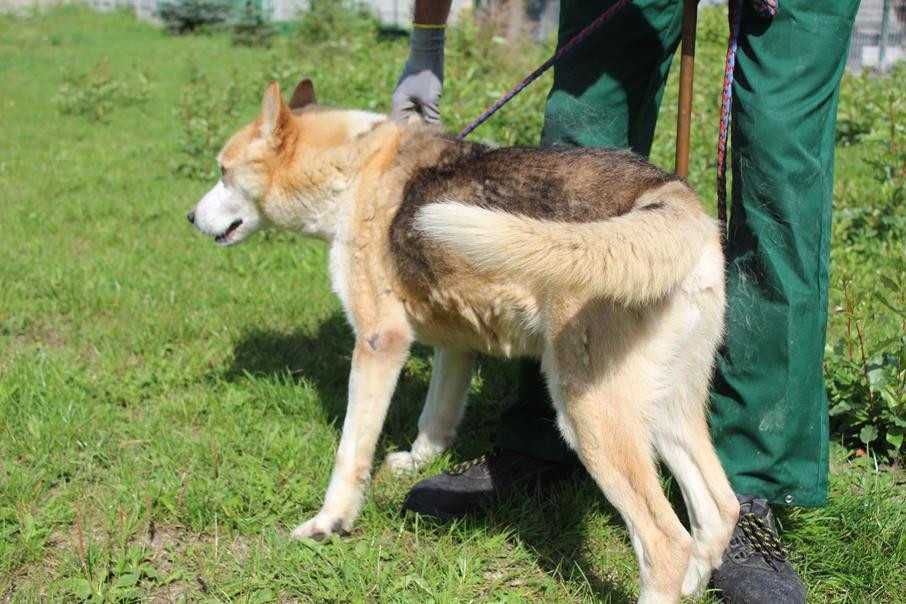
[675,0,698,178]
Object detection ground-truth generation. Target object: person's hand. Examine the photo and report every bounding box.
[391,26,445,124]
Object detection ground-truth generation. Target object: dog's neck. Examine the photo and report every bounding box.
[268,176,353,240]
[264,118,402,241]
[262,118,460,242]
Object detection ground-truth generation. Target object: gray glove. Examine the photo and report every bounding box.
[391,27,445,124]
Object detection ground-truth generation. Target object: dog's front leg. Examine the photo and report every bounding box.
[292,328,412,540]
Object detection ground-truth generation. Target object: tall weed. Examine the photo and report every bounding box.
[828,278,906,459]
[173,65,247,180]
[54,59,151,122]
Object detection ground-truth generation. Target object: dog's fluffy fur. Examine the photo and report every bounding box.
[189,80,740,603]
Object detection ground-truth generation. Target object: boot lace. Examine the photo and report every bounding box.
[446,454,488,476]
[733,512,789,570]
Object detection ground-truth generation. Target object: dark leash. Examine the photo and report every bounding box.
[455,0,779,243]
[454,0,632,140]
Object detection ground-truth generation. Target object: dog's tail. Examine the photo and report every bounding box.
[413,181,720,306]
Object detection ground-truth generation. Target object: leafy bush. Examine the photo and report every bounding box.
[54,59,151,122]
[837,64,906,149]
[827,278,906,459]
[157,0,231,34]
[293,0,379,44]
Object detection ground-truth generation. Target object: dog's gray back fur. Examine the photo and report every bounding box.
[390,135,679,291]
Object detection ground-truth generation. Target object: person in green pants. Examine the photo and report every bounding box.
[391,1,859,601]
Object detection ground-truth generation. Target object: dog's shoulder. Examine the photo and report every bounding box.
[386,134,479,290]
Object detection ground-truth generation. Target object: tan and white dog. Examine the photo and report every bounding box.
[188,79,740,604]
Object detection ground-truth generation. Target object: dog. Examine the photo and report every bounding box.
[187,78,740,603]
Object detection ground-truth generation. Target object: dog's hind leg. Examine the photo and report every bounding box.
[650,353,739,595]
[652,404,739,596]
[543,306,692,604]
[651,293,739,595]
[292,324,412,540]
[386,347,475,475]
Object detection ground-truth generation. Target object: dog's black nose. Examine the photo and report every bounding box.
[186,211,195,224]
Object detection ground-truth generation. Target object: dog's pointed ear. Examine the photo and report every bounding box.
[288,77,316,110]
[260,80,291,141]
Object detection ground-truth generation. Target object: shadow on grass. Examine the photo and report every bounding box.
[224,313,354,418]
[225,312,435,451]
[224,311,645,601]
[481,480,635,603]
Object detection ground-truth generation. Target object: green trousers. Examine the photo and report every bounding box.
[496,0,859,507]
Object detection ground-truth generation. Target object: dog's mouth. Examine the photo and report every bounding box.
[215,219,243,245]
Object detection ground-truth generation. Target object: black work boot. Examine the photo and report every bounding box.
[401,449,577,520]
[711,495,806,603]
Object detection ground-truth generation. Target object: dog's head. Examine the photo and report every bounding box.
[187,78,385,245]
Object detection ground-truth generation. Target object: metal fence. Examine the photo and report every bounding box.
[849,0,905,72]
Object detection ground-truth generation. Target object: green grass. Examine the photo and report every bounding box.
[1,6,904,602]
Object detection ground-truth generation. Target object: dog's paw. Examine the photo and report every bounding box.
[681,553,712,597]
[384,451,420,475]
[291,513,348,541]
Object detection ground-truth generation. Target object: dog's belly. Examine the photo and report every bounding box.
[401,283,544,358]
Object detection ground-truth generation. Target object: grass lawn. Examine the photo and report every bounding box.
[1,6,904,603]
